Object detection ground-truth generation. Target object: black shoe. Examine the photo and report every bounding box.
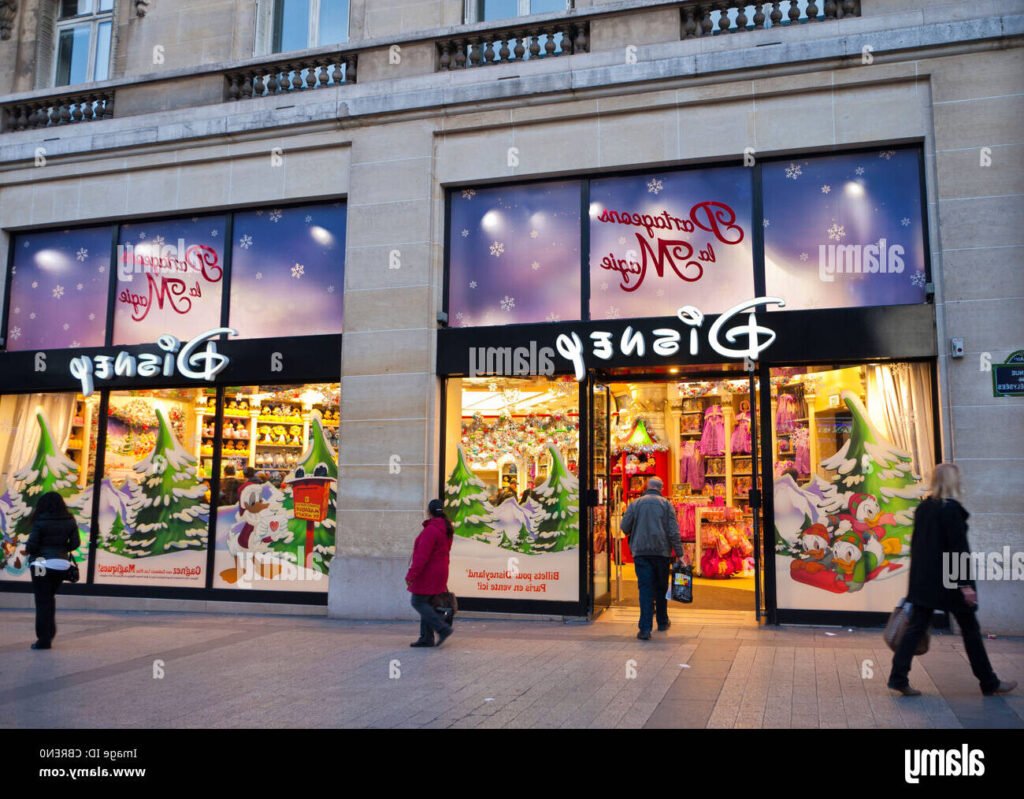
[657,621,671,632]
[410,639,434,648]
[30,641,51,650]
[983,680,1017,696]
[888,683,921,696]
[436,627,453,647]
[637,631,651,641]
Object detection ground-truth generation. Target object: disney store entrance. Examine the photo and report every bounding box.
[587,366,766,620]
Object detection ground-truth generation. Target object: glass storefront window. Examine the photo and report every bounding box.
[589,165,754,319]
[229,203,347,338]
[443,376,580,601]
[94,389,209,587]
[763,149,927,310]
[0,392,97,582]
[6,227,112,351]
[771,362,934,612]
[448,181,582,327]
[113,215,227,345]
[210,383,339,592]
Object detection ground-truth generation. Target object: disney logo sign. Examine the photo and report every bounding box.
[555,297,785,381]
[70,327,237,397]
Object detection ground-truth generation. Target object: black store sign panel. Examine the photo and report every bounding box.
[0,334,342,394]
[436,305,937,375]
[993,350,1024,397]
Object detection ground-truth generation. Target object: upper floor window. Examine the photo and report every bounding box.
[272,0,349,53]
[474,0,568,23]
[54,0,114,87]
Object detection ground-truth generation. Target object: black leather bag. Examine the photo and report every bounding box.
[883,599,929,655]
[430,591,458,625]
[64,562,80,583]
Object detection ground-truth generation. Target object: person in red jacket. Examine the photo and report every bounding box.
[406,499,454,648]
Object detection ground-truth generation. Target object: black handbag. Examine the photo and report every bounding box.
[883,599,929,655]
[430,591,458,625]
[64,562,80,583]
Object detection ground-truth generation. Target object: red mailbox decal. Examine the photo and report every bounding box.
[292,482,329,522]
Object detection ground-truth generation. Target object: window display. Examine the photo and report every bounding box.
[230,202,347,338]
[443,376,580,601]
[6,227,113,350]
[763,148,927,310]
[0,392,97,582]
[211,383,339,592]
[771,362,934,612]
[448,181,582,326]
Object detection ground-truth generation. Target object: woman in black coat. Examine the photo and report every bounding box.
[887,463,1016,696]
[26,492,81,650]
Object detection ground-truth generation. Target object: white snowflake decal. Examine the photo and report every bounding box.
[901,217,911,227]
[469,281,477,289]
[62,323,70,331]
[600,281,609,292]
[71,340,81,347]
[191,216,200,222]
[98,266,106,273]
[531,261,541,271]
[29,313,36,320]
[305,215,313,223]
[31,281,38,289]
[500,295,515,312]
[12,307,19,314]
[52,285,64,299]
[238,234,253,249]
[291,263,305,279]
[656,288,665,298]
[210,229,219,237]
[255,210,264,216]
[152,235,165,246]
[22,241,30,248]
[530,230,539,239]
[455,312,465,323]
[76,283,84,291]
[461,229,469,237]
[88,313,96,321]
[606,306,621,319]
[327,285,335,293]
[647,179,664,195]
[799,252,809,262]
[618,236,627,245]
[490,241,505,257]
[821,184,831,194]
[879,150,896,160]
[785,163,802,180]
[461,189,476,200]
[546,312,561,322]
[9,326,21,340]
[75,248,89,262]
[255,272,263,280]
[911,271,927,288]
[763,219,770,228]
[827,223,846,241]
[270,209,283,222]
[855,166,865,176]
[138,232,147,240]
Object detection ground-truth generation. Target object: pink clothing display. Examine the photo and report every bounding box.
[730,410,752,454]
[776,393,798,433]
[699,405,725,456]
[678,441,705,491]
[792,426,811,476]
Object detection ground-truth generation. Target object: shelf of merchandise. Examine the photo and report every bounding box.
[770,386,819,479]
[65,396,97,488]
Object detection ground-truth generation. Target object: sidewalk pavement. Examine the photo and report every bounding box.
[2,608,1022,729]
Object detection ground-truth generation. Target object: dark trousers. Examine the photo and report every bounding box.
[411,593,451,643]
[31,569,65,645]
[889,598,1000,693]
[634,556,671,634]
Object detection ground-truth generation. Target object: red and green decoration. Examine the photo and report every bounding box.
[460,413,578,464]
[613,418,669,457]
[121,408,209,558]
[279,416,338,574]
[445,445,495,541]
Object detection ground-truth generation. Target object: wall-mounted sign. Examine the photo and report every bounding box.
[993,350,1024,397]
[70,327,237,397]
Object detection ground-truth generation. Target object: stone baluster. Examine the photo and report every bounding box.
[454,39,467,69]
[528,30,541,59]
[576,23,588,52]
[439,41,451,70]
[788,0,800,23]
[346,54,357,83]
[753,3,766,28]
[841,0,856,16]
[717,3,731,34]
[290,65,303,91]
[513,32,525,60]
[469,37,483,66]
[318,60,330,88]
[770,1,783,27]
[807,0,819,20]
[227,72,241,100]
[482,36,495,64]
[102,93,114,119]
[682,6,698,38]
[544,29,556,56]
[58,100,71,125]
[304,61,318,89]
[498,35,510,62]
[735,4,748,31]
[824,0,836,18]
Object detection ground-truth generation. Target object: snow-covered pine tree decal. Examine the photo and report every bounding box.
[123,408,209,558]
[444,445,494,540]
[533,445,579,553]
[10,412,82,537]
[818,390,925,551]
[280,416,337,573]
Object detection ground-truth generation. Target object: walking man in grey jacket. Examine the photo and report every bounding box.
[620,476,684,640]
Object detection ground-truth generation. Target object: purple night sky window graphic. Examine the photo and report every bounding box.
[589,166,755,319]
[763,149,927,310]
[114,215,228,345]
[230,203,347,338]
[448,181,582,327]
[6,226,113,351]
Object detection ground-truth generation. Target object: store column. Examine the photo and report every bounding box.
[330,119,441,619]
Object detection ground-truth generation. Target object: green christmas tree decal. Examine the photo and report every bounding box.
[103,512,130,557]
[533,445,579,553]
[279,416,337,574]
[444,446,494,540]
[10,412,82,537]
[818,390,925,551]
[122,408,209,558]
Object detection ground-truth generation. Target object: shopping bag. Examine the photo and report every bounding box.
[883,599,929,655]
[670,562,693,604]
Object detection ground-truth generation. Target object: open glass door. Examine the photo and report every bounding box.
[589,379,612,616]
[746,365,766,621]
